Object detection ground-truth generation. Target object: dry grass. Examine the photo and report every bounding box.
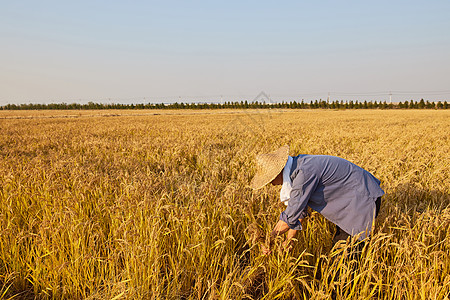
[0,109,449,299]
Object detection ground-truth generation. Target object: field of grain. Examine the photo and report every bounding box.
[0,109,449,299]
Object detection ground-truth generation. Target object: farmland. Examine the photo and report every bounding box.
[0,109,449,299]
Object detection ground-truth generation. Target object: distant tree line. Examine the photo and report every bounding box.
[1,99,448,110]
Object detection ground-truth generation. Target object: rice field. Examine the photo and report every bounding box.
[0,109,449,299]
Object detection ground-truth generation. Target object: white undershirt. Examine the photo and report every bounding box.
[280,156,293,206]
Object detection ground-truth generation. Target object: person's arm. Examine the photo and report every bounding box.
[262,170,318,254]
[283,226,298,250]
[280,169,318,230]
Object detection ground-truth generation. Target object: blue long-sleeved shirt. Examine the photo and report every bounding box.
[279,155,384,239]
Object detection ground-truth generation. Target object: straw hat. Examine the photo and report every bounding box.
[250,145,289,190]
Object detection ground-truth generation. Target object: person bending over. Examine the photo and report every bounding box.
[250,145,384,253]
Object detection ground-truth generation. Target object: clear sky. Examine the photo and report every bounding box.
[1,1,450,104]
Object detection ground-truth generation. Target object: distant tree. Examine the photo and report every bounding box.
[319,100,325,108]
[418,99,425,109]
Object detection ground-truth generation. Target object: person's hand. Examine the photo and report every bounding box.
[261,243,272,255]
[282,239,293,252]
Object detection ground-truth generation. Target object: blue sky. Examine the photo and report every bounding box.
[1,1,450,104]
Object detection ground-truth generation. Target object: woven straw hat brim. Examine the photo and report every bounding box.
[250,145,289,190]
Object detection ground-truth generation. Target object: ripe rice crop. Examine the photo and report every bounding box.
[0,109,449,299]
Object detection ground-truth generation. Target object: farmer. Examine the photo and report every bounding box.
[250,145,384,252]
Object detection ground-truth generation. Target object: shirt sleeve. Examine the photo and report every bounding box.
[279,169,319,230]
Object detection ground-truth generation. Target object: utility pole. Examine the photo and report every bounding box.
[327,92,330,103]
[389,91,392,103]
